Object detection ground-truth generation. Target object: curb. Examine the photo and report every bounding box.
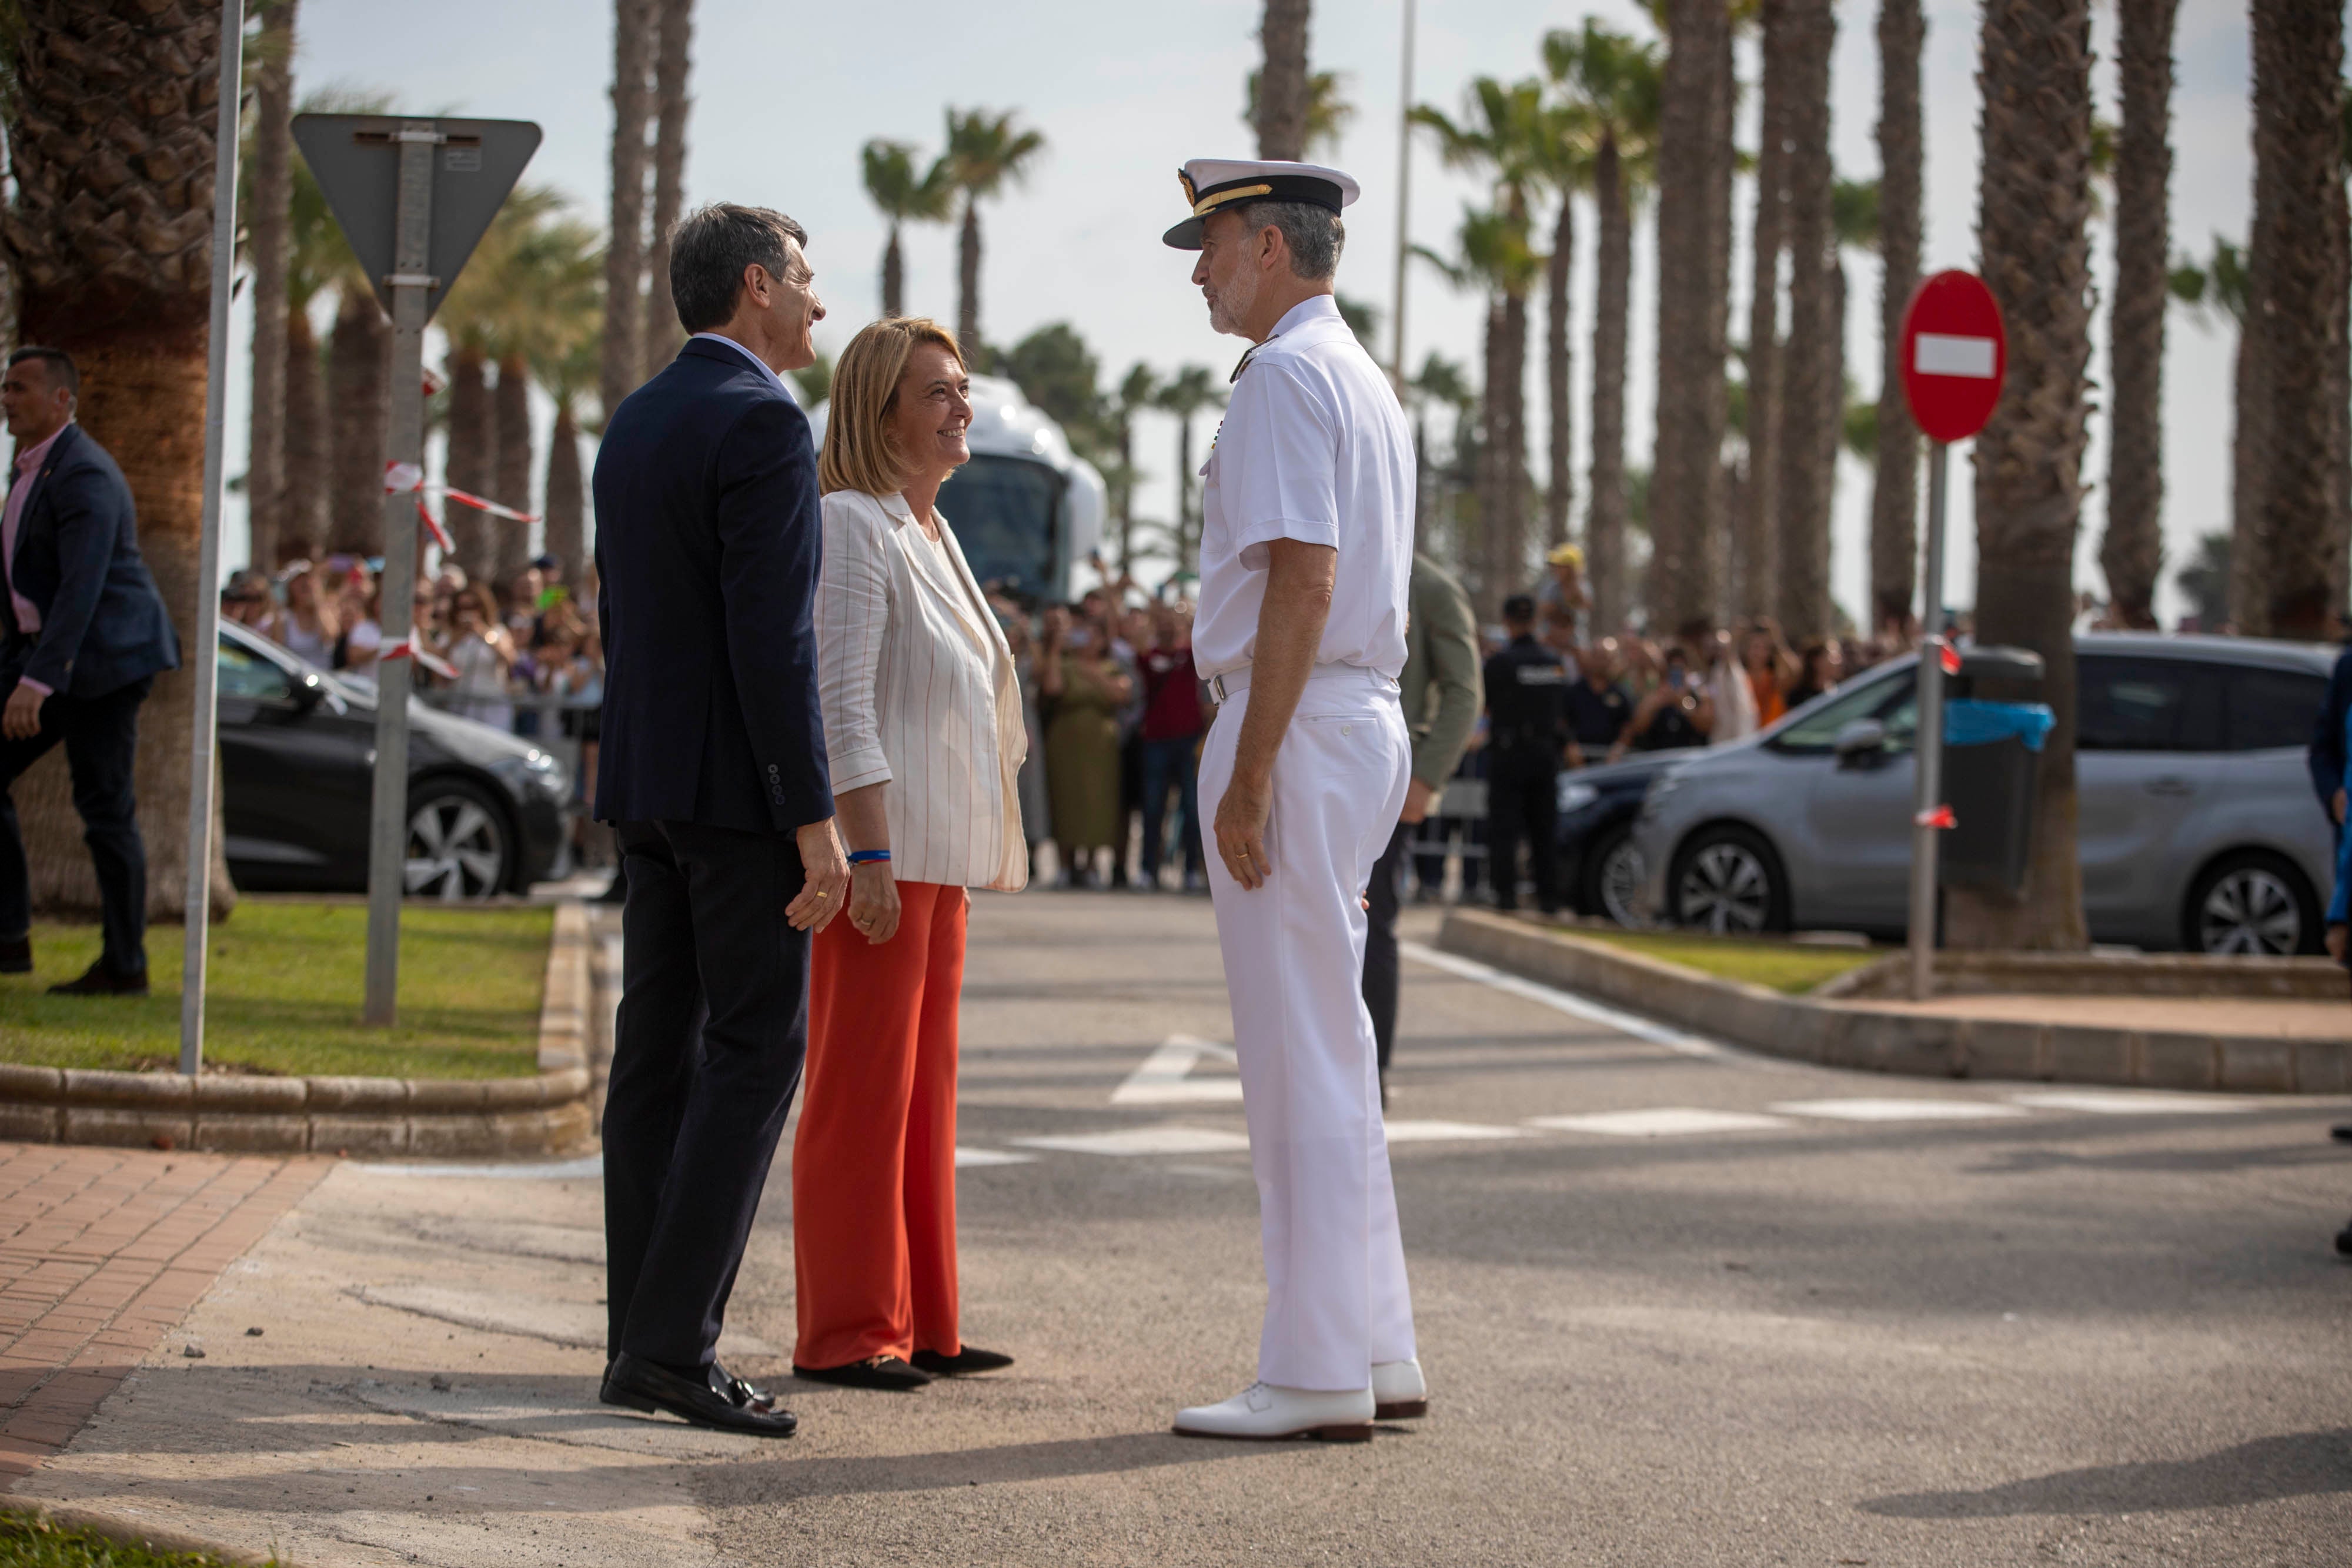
[0,902,597,1156]
[4,1498,302,1566]
[1436,909,2352,1094]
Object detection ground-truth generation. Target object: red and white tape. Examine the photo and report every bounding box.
[382,639,458,681]
[1915,804,1956,830]
[381,462,541,551]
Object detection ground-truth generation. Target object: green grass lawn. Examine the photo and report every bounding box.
[1561,925,1885,995]
[0,901,550,1079]
[0,1510,277,1567]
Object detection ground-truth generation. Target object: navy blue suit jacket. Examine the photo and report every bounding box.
[0,422,181,698]
[592,338,833,835]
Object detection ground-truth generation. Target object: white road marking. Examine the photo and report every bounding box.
[2010,1091,2253,1116]
[1772,1097,2032,1122]
[1013,1125,1254,1158]
[1528,1108,1794,1138]
[1112,1034,1245,1105]
[955,1147,1038,1167]
[1398,941,1736,1061]
[1381,1119,1531,1142]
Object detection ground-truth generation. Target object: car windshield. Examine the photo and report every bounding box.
[938,454,1060,600]
[1768,666,1919,754]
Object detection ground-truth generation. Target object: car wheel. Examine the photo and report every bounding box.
[405,780,513,902]
[2183,851,2319,957]
[1668,824,1790,935]
[1581,826,1651,929]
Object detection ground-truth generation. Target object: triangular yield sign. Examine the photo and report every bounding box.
[1112,1035,1244,1105]
[290,114,542,322]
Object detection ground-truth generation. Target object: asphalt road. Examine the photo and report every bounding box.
[698,891,2352,1567]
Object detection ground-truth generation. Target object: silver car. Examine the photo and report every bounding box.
[1632,633,2336,954]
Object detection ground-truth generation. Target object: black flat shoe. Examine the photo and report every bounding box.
[602,1351,798,1436]
[793,1355,931,1391]
[48,961,146,995]
[2337,1220,2352,1258]
[0,935,28,975]
[911,1345,1014,1378]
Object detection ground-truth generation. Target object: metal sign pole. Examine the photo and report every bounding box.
[361,125,437,1026]
[177,0,248,1076]
[1906,439,1950,1002]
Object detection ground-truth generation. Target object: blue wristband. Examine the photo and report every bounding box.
[848,849,892,865]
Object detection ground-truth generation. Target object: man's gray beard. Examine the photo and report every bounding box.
[1208,267,1259,336]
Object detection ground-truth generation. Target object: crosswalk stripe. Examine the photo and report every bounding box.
[2009,1091,2251,1115]
[1398,941,1738,1062]
[1528,1108,1794,1138]
[1770,1098,2033,1122]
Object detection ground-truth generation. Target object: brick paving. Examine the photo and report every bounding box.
[0,1143,327,1483]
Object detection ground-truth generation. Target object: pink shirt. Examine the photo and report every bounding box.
[3,422,68,697]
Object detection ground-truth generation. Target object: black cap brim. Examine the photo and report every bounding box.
[1162,217,1205,250]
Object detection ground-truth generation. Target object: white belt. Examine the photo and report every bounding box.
[1206,662,1401,706]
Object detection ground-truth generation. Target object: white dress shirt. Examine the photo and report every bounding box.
[1192,294,1415,684]
[816,487,1028,891]
[689,332,792,397]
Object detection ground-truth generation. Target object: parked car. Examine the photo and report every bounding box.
[1632,632,2335,954]
[1553,751,1690,925]
[216,621,569,898]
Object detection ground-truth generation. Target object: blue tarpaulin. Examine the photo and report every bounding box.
[1945,699,2056,753]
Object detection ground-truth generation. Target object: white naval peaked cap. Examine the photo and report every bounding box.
[1162,158,1362,250]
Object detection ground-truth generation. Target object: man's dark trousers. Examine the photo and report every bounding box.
[0,666,154,977]
[1361,820,1413,1074]
[604,818,812,1370]
[1486,737,1558,913]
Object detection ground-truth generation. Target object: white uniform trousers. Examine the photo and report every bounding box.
[1198,663,1418,1392]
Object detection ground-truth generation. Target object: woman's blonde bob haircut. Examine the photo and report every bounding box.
[818,316,967,497]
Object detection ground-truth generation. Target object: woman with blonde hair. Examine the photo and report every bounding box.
[793,316,1027,1392]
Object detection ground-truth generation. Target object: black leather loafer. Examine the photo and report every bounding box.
[792,1355,932,1391]
[910,1345,1014,1377]
[48,961,146,996]
[602,1352,798,1436]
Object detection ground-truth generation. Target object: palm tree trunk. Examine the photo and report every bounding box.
[1501,286,1531,594]
[881,224,904,318]
[495,351,535,576]
[640,0,693,381]
[1175,414,1198,574]
[602,0,654,424]
[957,197,982,363]
[1544,196,1573,551]
[1823,253,1847,529]
[329,286,389,555]
[2246,0,2348,638]
[1256,0,1312,161]
[445,346,497,581]
[1705,1,1738,624]
[1739,0,1790,623]
[2331,168,2352,618]
[244,0,299,574]
[2098,0,2179,631]
[1115,413,1135,572]
[1947,0,2094,954]
[1476,299,1506,617]
[2229,316,2270,632]
[280,303,328,563]
[543,403,586,577]
[1773,0,1835,641]
[1650,0,1731,637]
[1589,135,1631,636]
[1869,0,1924,637]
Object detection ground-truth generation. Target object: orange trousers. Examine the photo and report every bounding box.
[791,880,967,1369]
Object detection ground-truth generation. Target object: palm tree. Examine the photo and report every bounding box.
[1869,0,1924,640]
[943,108,1047,363]
[1650,0,1733,637]
[1405,353,1477,560]
[1245,68,1355,157]
[329,283,390,556]
[1154,366,1225,576]
[1110,363,1158,574]
[535,334,602,580]
[5,0,236,920]
[1949,0,2094,953]
[244,0,300,573]
[1735,0,1790,621]
[442,188,572,579]
[1772,0,1836,641]
[861,140,954,319]
[2241,0,2347,639]
[1255,0,1313,160]
[602,0,655,424]
[640,0,693,381]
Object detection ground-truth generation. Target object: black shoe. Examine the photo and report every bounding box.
[2337,1221,2352,1258]
[48,961,146,996]
[600,1356,780,1415]
[0,935,28,975]
[601,1352,798,1436]
[910,1345,1014,1378]
[2331,1125,2352,1144]
[792,1355,932,1390]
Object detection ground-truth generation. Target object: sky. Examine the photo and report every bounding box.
[226,0,2287,627]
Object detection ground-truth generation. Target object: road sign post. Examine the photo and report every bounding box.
[1897,269,2007,1002]
[290,113,540,1026]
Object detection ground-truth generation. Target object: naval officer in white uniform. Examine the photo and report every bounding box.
[1163,159,1428,1443]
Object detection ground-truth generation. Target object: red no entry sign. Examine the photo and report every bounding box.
[1899,269,2006,444]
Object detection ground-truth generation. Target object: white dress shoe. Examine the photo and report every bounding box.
[1172,1381,1375,1442]
[1372,1358,1427,1420]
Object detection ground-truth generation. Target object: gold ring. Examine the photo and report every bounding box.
[816,891,828,899]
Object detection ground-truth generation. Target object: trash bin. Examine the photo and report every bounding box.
[1940,646,2054,896]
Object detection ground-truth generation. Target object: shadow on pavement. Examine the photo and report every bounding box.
[1860,1427,2352,1517]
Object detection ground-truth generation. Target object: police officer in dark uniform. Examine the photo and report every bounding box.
[1482,594,1567,913]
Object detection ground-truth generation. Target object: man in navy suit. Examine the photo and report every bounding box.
[0,347,181,993]
[592,203,848,1437]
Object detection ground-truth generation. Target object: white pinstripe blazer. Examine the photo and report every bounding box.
[815,487,1029,891]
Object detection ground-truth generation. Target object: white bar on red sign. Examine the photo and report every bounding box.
[1913,333,1997,378]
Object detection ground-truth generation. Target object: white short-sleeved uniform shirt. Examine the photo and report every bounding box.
[1192,294,1415,685]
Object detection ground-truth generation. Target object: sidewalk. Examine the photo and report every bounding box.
[1836,992,2351,1039]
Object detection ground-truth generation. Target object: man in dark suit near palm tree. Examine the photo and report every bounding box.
[592,203,849,1437]
[0,346,181,994]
